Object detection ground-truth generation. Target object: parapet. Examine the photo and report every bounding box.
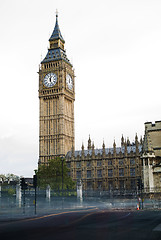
[145,121,161,131]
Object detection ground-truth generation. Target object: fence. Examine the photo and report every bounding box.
[1,184,161,219]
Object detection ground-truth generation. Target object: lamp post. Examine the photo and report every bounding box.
[33,175,37,215]
[62,159,64,196]
[60,155,64,209]
[60,155,64,197]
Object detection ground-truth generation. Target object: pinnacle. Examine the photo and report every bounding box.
[49,13,65,42]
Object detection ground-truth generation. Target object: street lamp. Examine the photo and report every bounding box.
[60,155,64,197]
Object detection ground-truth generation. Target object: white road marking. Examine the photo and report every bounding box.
[119,212,131,220]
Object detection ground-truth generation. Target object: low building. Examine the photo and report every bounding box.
[66,135,143,191]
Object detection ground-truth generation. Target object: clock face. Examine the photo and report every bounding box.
[44,73,57,87]
[66,74,73,90]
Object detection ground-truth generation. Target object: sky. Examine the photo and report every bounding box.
[0,0,160,177]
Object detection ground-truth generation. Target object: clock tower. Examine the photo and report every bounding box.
[38,13,75,165]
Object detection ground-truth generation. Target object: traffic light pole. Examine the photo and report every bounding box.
[137,178,144,210]
[20,178,26,214]
[34,186,37,215]
[60,156,64,209]
[23,188,25,214]
[141,186,144,210]
[33,175,37,215]
[62,159,64,197]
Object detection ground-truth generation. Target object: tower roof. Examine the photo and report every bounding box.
[41,13,72,66]
[41,48,71,65]
[49,14,65,42]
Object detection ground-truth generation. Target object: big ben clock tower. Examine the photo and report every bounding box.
[38,13,75,165]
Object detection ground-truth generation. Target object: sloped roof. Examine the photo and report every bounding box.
[41,48,71,65]
[49,15,64,42]
[66,145,142,159]
[41,15,72,66]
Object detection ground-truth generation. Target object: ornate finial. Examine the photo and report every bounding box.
[113,139,116,156]
[135,133,138,143]
[127,137,130,146]
[81,142,84,150]
[92,142,95,157]
[102,140,105,149]
[88,135,92,150]
[102,140,105,156]
[56,9,58,18]
[121,134,124,147]
[140,136,143,145]
[124,140,127,154]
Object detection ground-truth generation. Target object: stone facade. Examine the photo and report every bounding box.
[66,135,143,191]
[37,14,161,193]
[142,121,161,191]
[38,14,75,165]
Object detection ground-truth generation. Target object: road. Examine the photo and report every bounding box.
[0,208,161,240]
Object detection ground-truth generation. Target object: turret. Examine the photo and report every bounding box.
[49,12,65,50]
[81,143,84,159]
[124,140,127,156]
[102,140,105,157]
[127,137,130,146]
[92,142,95,157]
[88,135,92,150]
[121,134,124,147]
[41,12,72,66]
[135,133,138,151]
[140,136,143,145]
[113,140,116,157]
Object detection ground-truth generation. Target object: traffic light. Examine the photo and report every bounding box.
[20,177,28,190]
[137,179,144,190]
[33,175,37,188]
[20,177,25,188]
[137,179,141,190]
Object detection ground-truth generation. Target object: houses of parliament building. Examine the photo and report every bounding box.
[38,14,161,191]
